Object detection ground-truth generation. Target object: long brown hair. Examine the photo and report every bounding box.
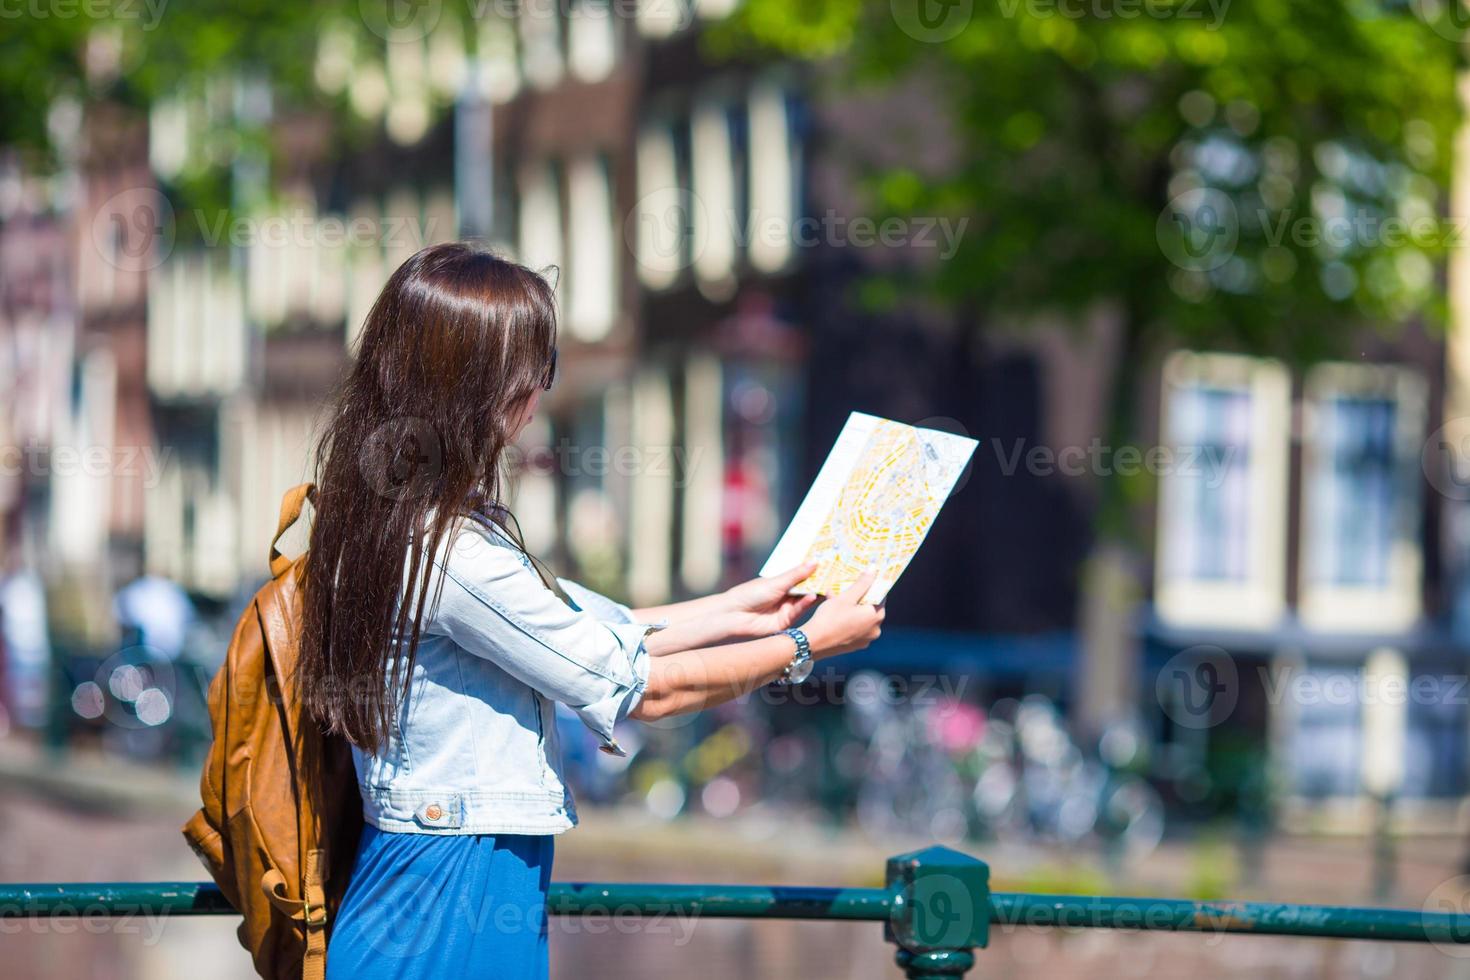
[298,242,557,752]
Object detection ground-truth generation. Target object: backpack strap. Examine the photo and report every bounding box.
[260,859,328,980]
[301,849,329,980]
[269,483,316,579]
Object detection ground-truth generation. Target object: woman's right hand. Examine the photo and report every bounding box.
[803,570,886,657]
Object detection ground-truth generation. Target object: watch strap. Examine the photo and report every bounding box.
[778,627,812,685]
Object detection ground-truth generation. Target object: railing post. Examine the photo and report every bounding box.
[885,845,989,978]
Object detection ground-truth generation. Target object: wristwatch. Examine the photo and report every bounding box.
[777,627,814,685]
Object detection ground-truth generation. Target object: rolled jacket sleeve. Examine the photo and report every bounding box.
[428,523,651,754]
[556,578,636,624]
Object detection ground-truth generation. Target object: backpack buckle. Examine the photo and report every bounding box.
[303,899,328,927]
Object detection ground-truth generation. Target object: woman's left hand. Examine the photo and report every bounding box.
[720,562,820,638]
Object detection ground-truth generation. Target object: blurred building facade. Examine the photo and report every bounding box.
[1144,334,1459,825]
[1,0,1468,826]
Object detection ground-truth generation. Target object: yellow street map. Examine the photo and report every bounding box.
[761,413,977,604]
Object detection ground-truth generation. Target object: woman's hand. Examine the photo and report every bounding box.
[801,569,885,657]
[634,569,887,722]
[718,562,820,638]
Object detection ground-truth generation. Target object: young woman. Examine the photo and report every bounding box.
[298,242,884,979]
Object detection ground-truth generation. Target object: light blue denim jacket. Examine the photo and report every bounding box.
[352,513,654,836]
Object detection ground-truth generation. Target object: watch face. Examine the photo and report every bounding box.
[787,658,814,684]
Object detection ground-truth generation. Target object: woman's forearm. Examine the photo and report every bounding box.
[631,633,798,720]
[630,568,885,722]
[639,612,747,656]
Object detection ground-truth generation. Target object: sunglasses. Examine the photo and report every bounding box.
[541,347,558,391]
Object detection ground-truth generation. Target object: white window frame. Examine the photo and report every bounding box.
[1154,351,1291,630]
[1298,362,1425,632]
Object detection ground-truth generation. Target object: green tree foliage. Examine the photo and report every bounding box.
[716,0,1459,527]
[0,1,479,234]
[0,0,322,161]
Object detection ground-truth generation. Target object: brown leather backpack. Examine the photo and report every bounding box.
[182,483,363,980]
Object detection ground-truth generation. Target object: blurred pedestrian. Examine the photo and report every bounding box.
[0,565,50,730]
[112,573,195,662]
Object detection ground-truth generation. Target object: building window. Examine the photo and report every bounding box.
[691,95,738,296]
[519,0,565,91]
[1167,384,1252,582]
[566,385,631,595]
[567,0,617,83]
[517,161,564,302]
[1285,661,1363,799]
[634,120,685,290]
[638,0,690,39]
[1404,667,1469,798]
[1154,352,1290,629]
[680,354,725,592]
[565,154,617,341]
[476,15,522,103]
[148,252,246,398]
[628,369,675,604]
[1313,395,1396,587]
[695,0,740,18]
[1299,364,1424,632]
[747,79,799,274]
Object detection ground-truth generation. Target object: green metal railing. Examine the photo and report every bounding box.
[4,846,1469,977]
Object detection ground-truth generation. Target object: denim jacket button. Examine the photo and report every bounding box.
[414,797,463,829]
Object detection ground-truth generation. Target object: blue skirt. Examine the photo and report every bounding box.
[326,824,554,980]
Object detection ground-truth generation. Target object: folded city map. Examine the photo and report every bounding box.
[760,412,978,605]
